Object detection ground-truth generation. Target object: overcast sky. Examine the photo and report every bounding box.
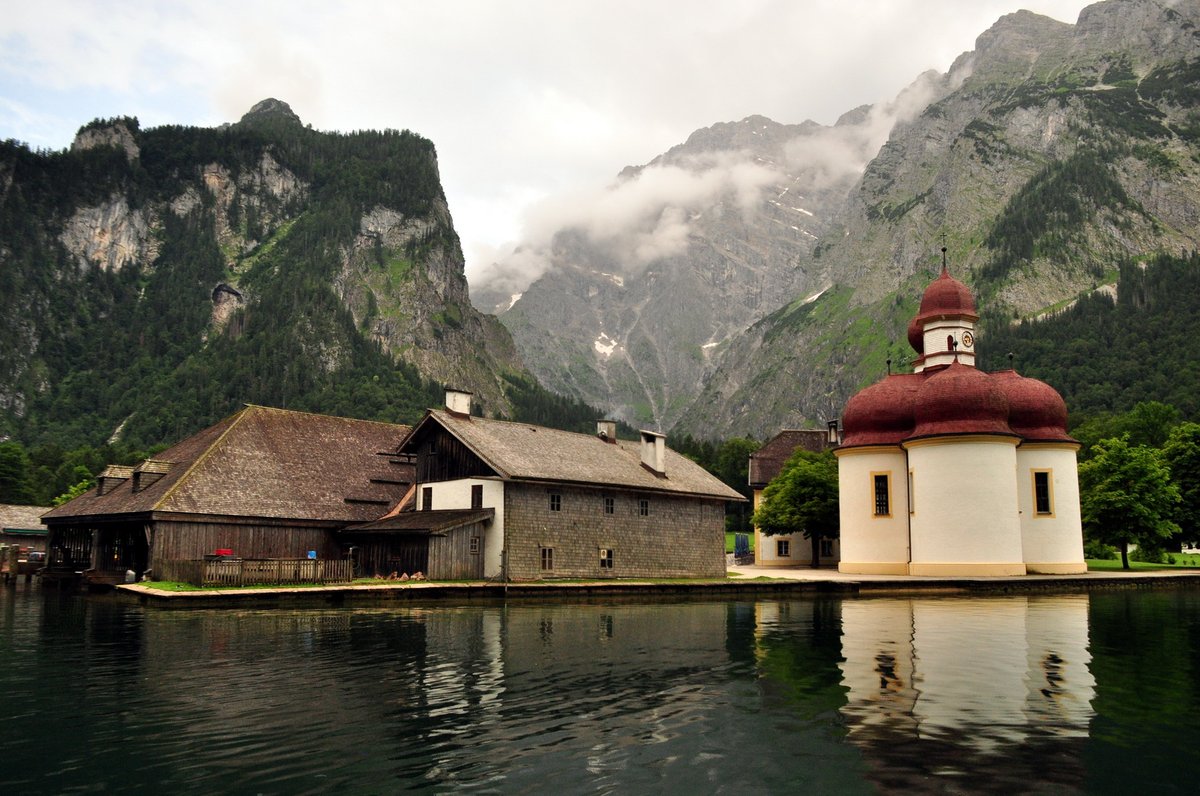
[1,0,1092,284]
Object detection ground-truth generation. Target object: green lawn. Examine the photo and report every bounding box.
[1086,557,1200,571]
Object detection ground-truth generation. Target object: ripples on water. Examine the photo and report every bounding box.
[2,584,1199,794]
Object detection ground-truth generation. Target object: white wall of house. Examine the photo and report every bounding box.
[1016,445,1086,573]
[837,447,910,575]
[420,477,506,578]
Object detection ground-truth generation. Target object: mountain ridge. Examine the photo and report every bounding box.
[479,0,1200,440]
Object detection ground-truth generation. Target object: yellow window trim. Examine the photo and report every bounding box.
[908,469,915,516]
[871,471,892,518]
[1031,468,1055,518]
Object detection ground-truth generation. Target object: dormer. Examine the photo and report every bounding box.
[132,459,173,492]
[96,465,134,496]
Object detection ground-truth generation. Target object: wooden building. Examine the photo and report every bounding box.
[41,405,412,586]
[1,503,50,553]
[395,390,745,581]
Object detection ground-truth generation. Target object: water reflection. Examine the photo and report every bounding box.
[835,596,1094,792]
[7,585,1200,794]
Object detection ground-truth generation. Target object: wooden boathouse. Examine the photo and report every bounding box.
[40,405,413,586]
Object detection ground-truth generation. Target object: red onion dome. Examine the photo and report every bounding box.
[910,361,1014,438]
[840,373,921,447]
[992,370,1074,442]
[914,266,978,326]
[907,315,925,355]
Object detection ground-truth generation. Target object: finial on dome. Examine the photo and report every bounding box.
[940,234,949,276]
[887,357,892,375]
[1008,351,1015,368]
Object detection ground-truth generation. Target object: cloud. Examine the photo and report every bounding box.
[472,151,785,294]
[0,0,1092,290]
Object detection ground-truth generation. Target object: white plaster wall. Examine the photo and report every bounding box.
[907,439,1023,566]
[1016,446,1085,572]
[756,528,800,564]
[837,448,909,572]
[422,477,506,577]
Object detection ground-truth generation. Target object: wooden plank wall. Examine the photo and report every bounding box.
[428,523,485,580]
[151,521,338,572]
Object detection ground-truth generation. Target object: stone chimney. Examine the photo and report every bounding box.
[596,420,618,443]
[639,430,666,475]
[445,388,473,416]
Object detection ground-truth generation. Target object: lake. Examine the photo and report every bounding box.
[2,584,1198,794]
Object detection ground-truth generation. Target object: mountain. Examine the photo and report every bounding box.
[0,99,523,454]
[483,0,1200,440]
[477,101,931,431]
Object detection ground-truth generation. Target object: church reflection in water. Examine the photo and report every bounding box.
[836,595,1095,791]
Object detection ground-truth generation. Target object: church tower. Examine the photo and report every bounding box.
[907,260,978,372]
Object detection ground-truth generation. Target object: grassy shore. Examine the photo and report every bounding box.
[1086,557,1200,571]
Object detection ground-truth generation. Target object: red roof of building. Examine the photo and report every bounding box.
[915,266,978,324]
[840,374,923,447]
[839,268,1074,448]
[911,361,1012,438]
[992,370,1074,443]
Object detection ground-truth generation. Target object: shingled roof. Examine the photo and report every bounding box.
[407,410,745,501]
[0,503,49,531]
[748,429,832,489]
[43,405,413,524]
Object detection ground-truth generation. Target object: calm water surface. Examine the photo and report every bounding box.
[2,585,1198,794]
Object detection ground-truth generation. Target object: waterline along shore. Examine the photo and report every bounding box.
[112,567,1200,608]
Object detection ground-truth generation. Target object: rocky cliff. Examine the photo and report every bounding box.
[0,99,523,449]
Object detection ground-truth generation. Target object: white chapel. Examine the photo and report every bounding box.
[835,264,1086,576]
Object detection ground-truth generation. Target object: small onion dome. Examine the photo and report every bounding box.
[907,315,925,355]
[910,360,1014,438]
[993,370,1075,443]
[914,266,978,327]
[840,373,922,447]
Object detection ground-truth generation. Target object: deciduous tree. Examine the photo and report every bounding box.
[1079,435,1180,569]
[1163,422,1200,543]
[751,449,839,567]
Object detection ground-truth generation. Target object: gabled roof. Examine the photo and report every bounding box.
[404,410,745,501]
[0,503,50,532]
[748,430,832,488]
[43,405,413,524]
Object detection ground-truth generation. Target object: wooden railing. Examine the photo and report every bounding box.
[159,558,353,587]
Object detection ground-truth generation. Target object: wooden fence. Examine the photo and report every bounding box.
[158,558,353,587]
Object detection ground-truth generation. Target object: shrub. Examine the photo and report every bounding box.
[1084,540,1118,560]
[1130,544,1166,564]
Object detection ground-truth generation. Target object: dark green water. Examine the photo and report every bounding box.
[1,585,1198,794]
